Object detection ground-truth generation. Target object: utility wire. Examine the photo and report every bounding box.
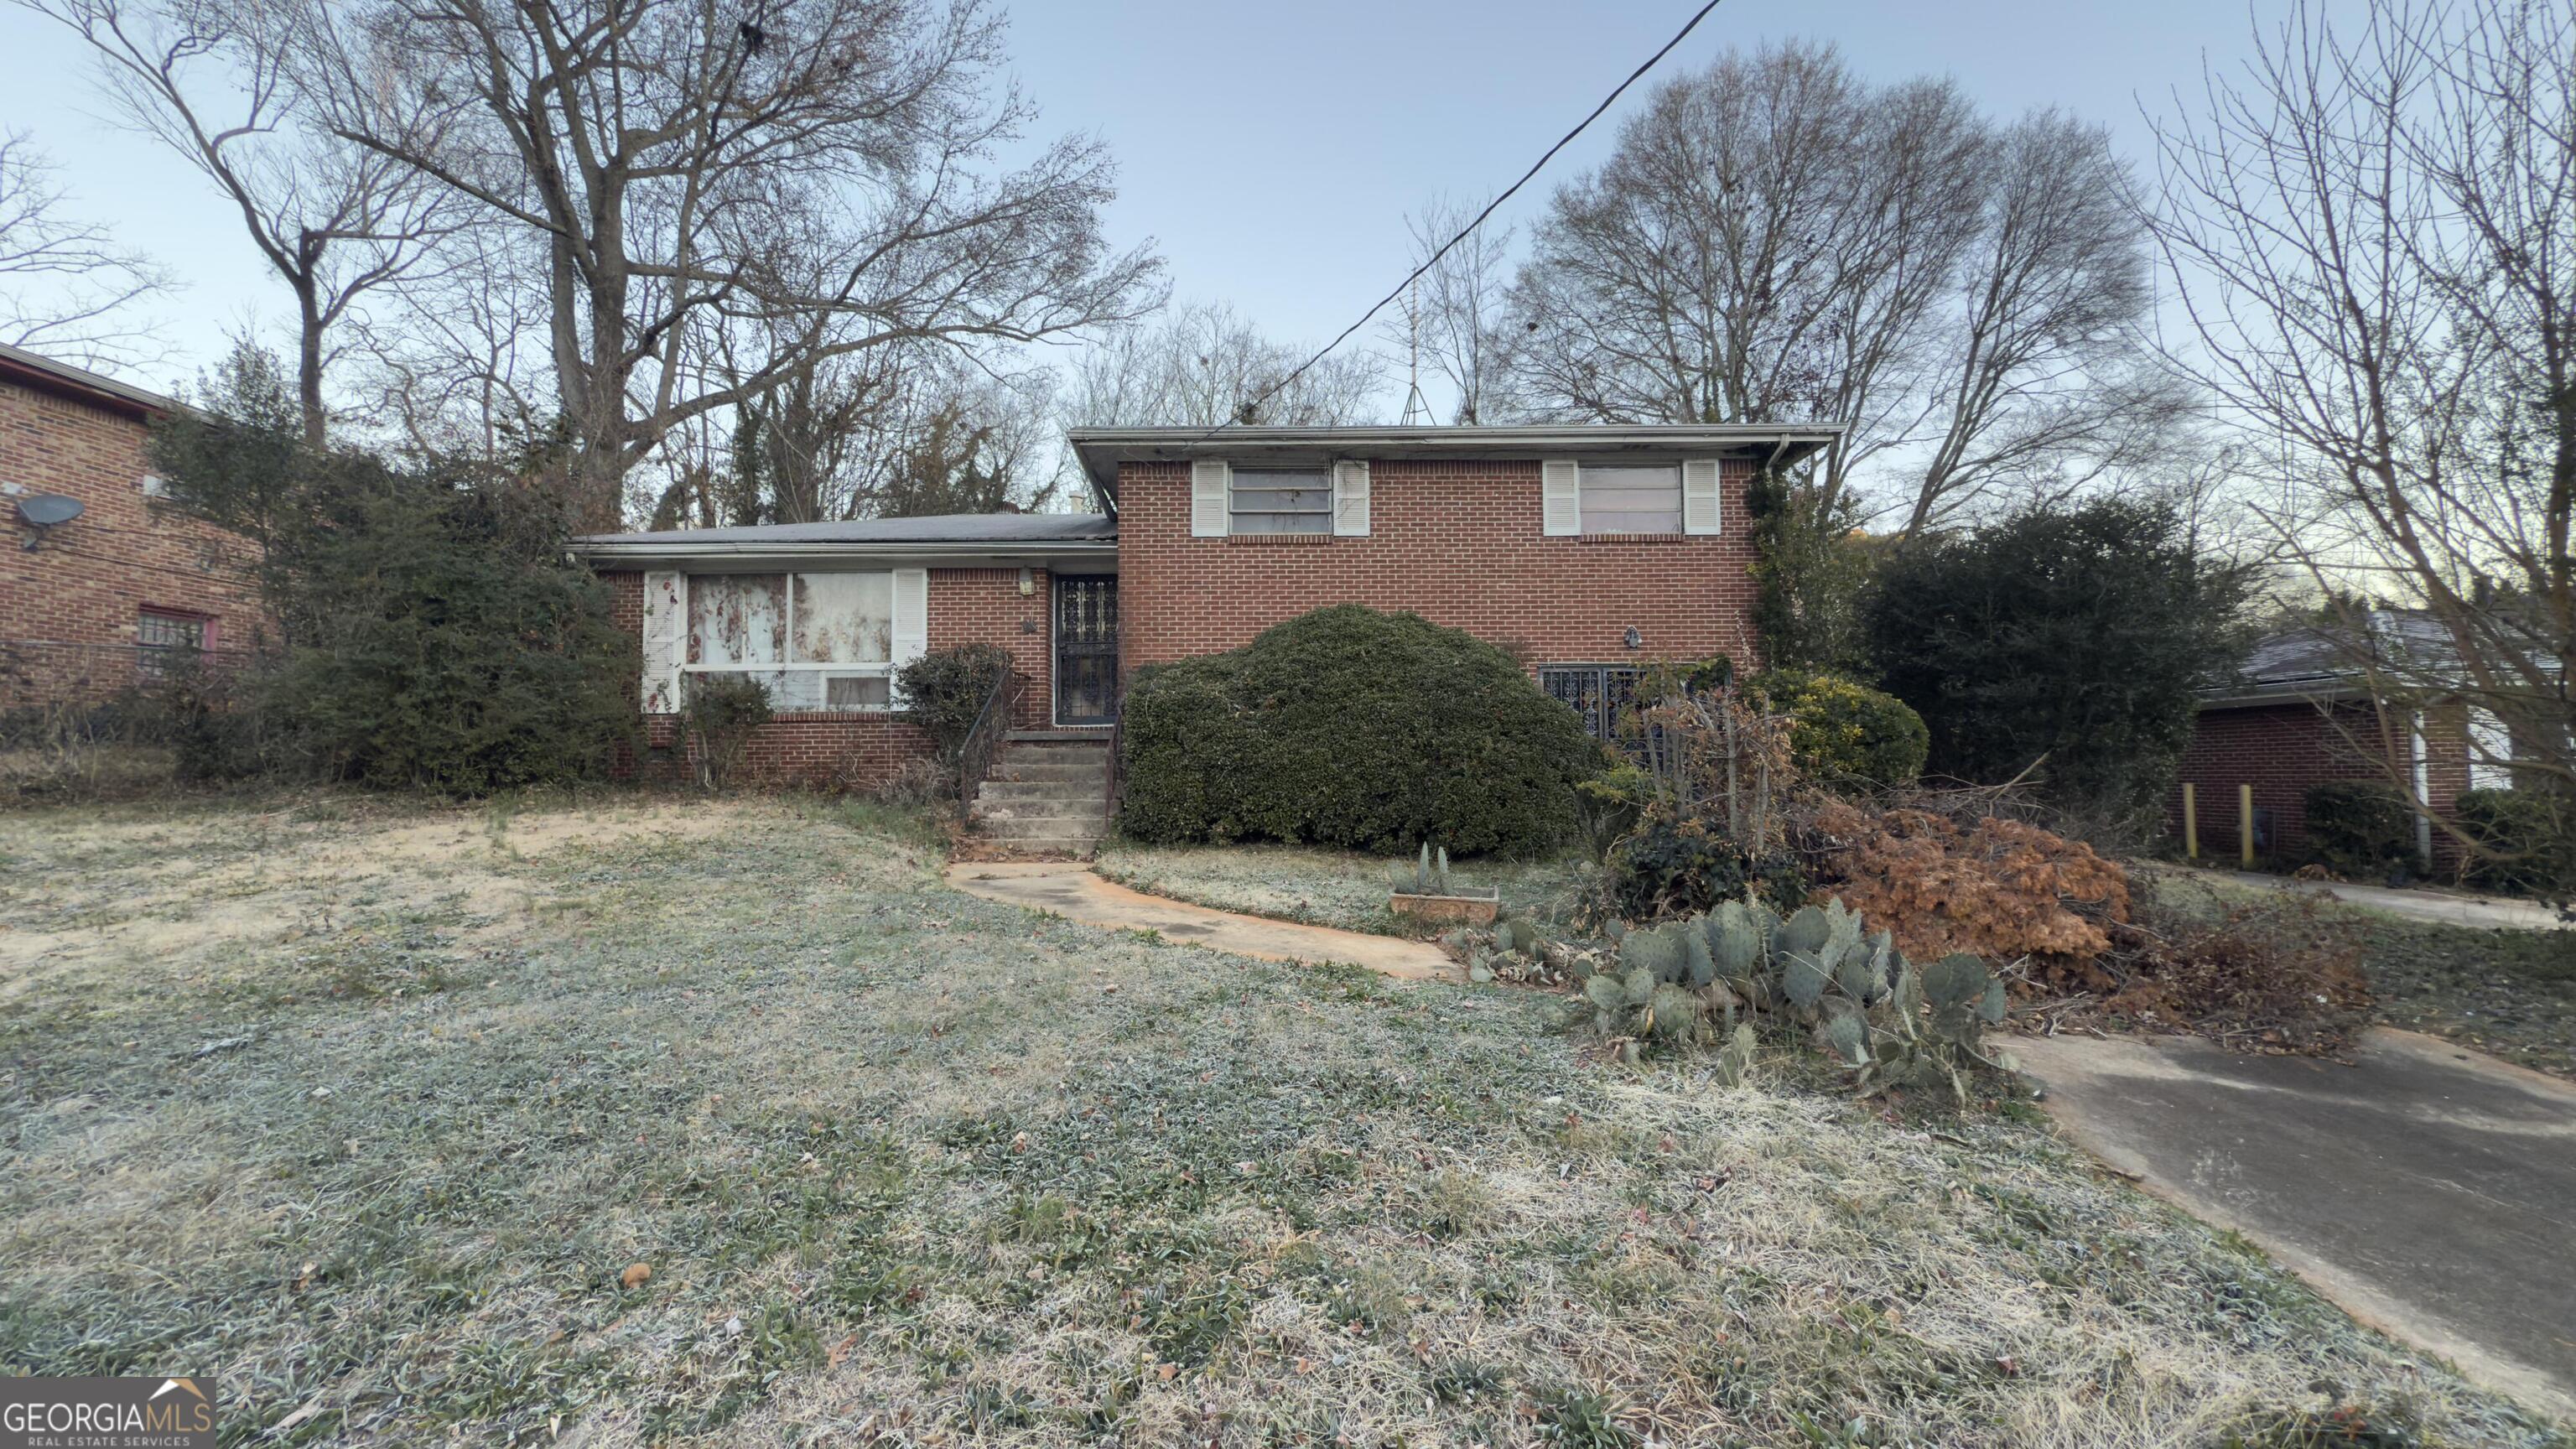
[1202,0,1727,439]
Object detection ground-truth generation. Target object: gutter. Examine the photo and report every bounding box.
[568,538,1119,566]
[2195,683,2371,712]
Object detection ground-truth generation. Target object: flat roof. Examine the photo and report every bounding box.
[0,342,174,418]
[1067,423,1844,505]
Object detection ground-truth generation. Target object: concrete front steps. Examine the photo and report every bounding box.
[968,731,1113,855]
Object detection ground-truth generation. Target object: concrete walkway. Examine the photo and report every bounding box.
[2169,864,2574,931]
[942,861,1460,982]
[2012,1028,2576,1418]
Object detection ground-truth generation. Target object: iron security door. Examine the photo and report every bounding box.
[1054,576,1119,724]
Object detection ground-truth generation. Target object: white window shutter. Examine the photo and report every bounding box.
[889,568,929,700]
[641,571,683,714]
[1332,460,1371,537]
[1541,460,1581,537]
[1191,460,1230,537]
[1682,459,1722,535]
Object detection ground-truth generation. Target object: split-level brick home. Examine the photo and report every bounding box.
[573,423,1839,840]
[0,343,258,705]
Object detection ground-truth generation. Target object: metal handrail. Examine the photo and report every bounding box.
[954,660,1019,803]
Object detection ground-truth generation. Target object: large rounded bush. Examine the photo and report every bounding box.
[1117,605,1604,855]
[1748,667,1928,788]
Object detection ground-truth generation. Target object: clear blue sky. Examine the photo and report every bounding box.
[0,0,2271,396]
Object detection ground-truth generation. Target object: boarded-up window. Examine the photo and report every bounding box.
[688,573,787,666]
[792,572,894,663]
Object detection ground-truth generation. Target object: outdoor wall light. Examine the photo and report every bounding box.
[1623,626,1643,651]
[1017,567,1035,596]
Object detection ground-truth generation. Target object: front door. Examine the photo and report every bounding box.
[1053,575,1119,724]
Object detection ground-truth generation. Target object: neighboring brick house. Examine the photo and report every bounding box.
[2170,618,2501,870]
[571,423,1836,789]
[0,343,259,705]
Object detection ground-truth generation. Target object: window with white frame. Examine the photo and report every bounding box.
[1228,468,1332,535]
[1541,459,1722,537]
[1190,460,1371,538]
[666,570,917,712]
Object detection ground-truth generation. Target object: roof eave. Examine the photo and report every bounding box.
[0,343,175,419]
[1067,423,1847,499]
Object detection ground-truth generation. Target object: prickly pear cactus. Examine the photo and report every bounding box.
[1618,924,1690,986]
[1566,892,2012,1105]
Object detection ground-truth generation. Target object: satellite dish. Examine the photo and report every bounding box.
[16,494,82,527]
[15,492,81,550]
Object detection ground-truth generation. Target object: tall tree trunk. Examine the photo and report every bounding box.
[294,277,327,449]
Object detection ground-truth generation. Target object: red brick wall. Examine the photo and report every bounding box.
[0,376,261,699]
[1112,458,1762,677]
[2168,698,2472,865]
[600,565,1057,787]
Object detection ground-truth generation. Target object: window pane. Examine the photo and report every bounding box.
[138,610,205,650]
[1228,512,1331,534]
[1581,464,1682,534]
[826,675,891,710]
[688,574,787,665]
[689,669,820,711]
[1230,469,1331,534]
[792,572,893,663]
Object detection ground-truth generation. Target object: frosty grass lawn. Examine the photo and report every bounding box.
[0,795,2563,1446]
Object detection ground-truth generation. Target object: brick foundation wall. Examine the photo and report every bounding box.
[2170,697,2473,866]
[0,376,261,699]
[1112,458,1762,677]
[601,565,1058,788]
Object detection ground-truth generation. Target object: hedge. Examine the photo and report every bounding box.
[1746,667,1928,788]
[2455,788,2576,896]
[1116,605,1605,856]
[2303,780,2414,877]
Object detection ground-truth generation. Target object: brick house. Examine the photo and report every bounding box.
[0,343,259,705]
[2169,618,2507,870]
[573,423,1837,829]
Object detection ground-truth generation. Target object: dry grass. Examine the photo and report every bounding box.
[0,795,2564,1447]
[2143,871,2576,1078]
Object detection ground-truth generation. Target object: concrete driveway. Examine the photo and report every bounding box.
[2012,1028,2576,1419]
[2159,864,2576,932]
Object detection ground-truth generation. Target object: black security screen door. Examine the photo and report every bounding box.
[1054,576,1119,724]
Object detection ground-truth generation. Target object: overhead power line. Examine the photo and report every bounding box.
[1203,0,1728,438]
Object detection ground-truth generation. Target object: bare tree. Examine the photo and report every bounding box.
[1903,111,2189,532]
[296,0,1161,526]
[1066,300,1384,428]
[0,130,169,366]
[1500,40,2169,531]
[340,218,557,457]
[1502,43,1981,516]
[1384,195,1513,424]
[2144,0,2576,814]
[14,0,453,444]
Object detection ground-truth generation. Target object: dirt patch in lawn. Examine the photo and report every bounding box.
[1094,840,1595,937]
[0,797,2561,1446]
